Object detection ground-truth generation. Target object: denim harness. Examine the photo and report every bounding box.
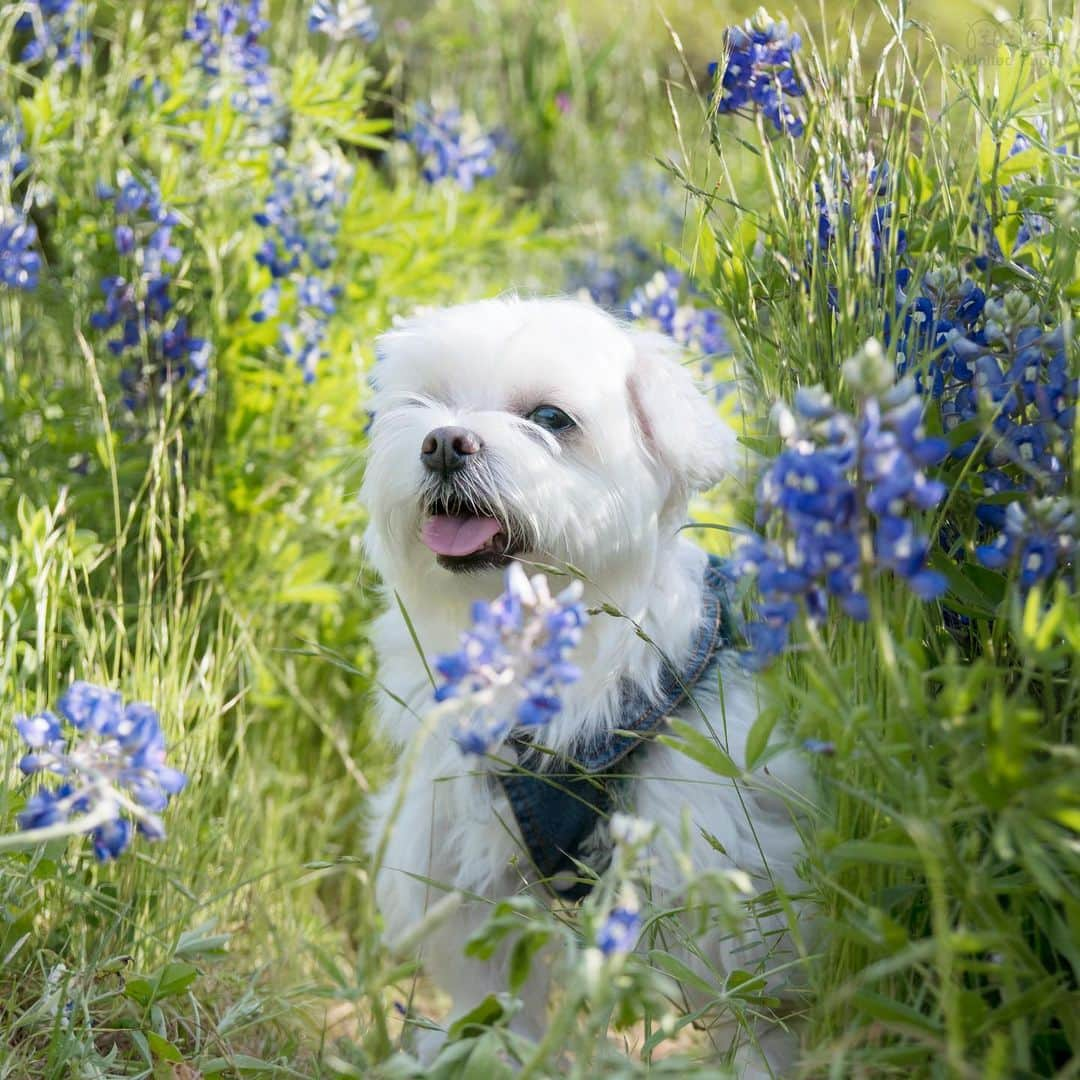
[497,555,735,900]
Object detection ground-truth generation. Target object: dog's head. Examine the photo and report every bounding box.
[361,296,735,591]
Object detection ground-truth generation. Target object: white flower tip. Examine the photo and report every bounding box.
[556,578,584,605]
[504,562,536,605]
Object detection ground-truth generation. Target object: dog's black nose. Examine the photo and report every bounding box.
[420,426,482,476]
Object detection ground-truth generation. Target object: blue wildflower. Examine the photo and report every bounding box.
[627,269,681,334]
[710,9,805,136]
[0,120,31,186]
[309,0,379,42]
[14,682,187,860]
[976,498,1078,589]
[433,564,587,755]
[890,272,1074,534]
[569,257,629,312]
[596,900,641,956]
[15,1,89,72]
[627,268,731,387]
[90,173,211,404]
[0,209,42,292]
[568,243,665,313]
[252,146,351,381]
[402,104,500,190]
[813,160,907,291]
[184,1,274,115]
[280,311,331,383]
[733,341,947,666]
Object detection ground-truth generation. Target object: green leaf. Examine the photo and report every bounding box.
[647,949,717,996]
[446,994,507,1041]
[462,1031,517,1080]
[744,709,779,769]
[657,719,741,778]
[124,961,198,1007]
[508,929,550,992]
[176,920,230,958]
[825,840,925,868]
[852,989,941,1035]
[146,1031,184,1062]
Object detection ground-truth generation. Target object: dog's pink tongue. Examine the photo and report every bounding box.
[422,514,502,557]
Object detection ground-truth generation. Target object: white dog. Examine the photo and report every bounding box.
[362,296,811,1075]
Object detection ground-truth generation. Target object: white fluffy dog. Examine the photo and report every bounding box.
[362,296,811,1075]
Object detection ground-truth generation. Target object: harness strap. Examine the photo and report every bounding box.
[497,555,734,899]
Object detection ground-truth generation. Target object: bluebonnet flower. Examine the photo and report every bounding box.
[185,1,274,114]
[0,120,30,186]
[280,309,334,382]
[568,243,659,312]
[883,268,1078,595]
[432,564,587,755]
[596,897,641,956]
[802,738,836,755]
[14,681,187,860]
[673,304,729,359]
[309,0,379,42]
[15,1,89,72]
[627,268,731,386]
[892,272,1074,490]
[889,268,988,400]
[732,341,947,666]
[628,269,681,334]
[252,146,350,381]
[0,120,38,292]
[813,160,907,287]
[571,259,624,310]
[0,209,41,292]
[975,498,1077,589]
[402,104,500,190]
[710,9,805,136]
[90,173,211,403]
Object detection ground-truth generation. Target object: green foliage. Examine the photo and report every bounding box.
[683,9,1080,1075]
[1,0,1077,1077]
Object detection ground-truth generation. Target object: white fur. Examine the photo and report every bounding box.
[362,297,811,1076]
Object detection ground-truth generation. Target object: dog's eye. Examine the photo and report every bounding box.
[526,405,576,433]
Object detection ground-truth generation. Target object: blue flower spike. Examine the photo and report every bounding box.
[432,564,588,756]
[0,208,41,292]
[626,268,731,390]
[733,339,948,666]
[14,0,90,72]
[976,498,1078,590]
[91,172,211,403]
[13,682,187,861]
[309,0,379,42]
[184,1,274,115]
[627,269,730,360]
[252,145,350,381]
[596,888,642,957]
[710,8,805,136]
[402,103,500,191]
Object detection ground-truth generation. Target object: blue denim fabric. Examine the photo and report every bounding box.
[498,555,736,900]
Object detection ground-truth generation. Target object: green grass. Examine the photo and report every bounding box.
[1,0,1078,1076]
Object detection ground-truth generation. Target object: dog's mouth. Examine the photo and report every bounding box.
[420,493,525,572]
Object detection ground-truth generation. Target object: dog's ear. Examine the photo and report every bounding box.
[627,330,738,499]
